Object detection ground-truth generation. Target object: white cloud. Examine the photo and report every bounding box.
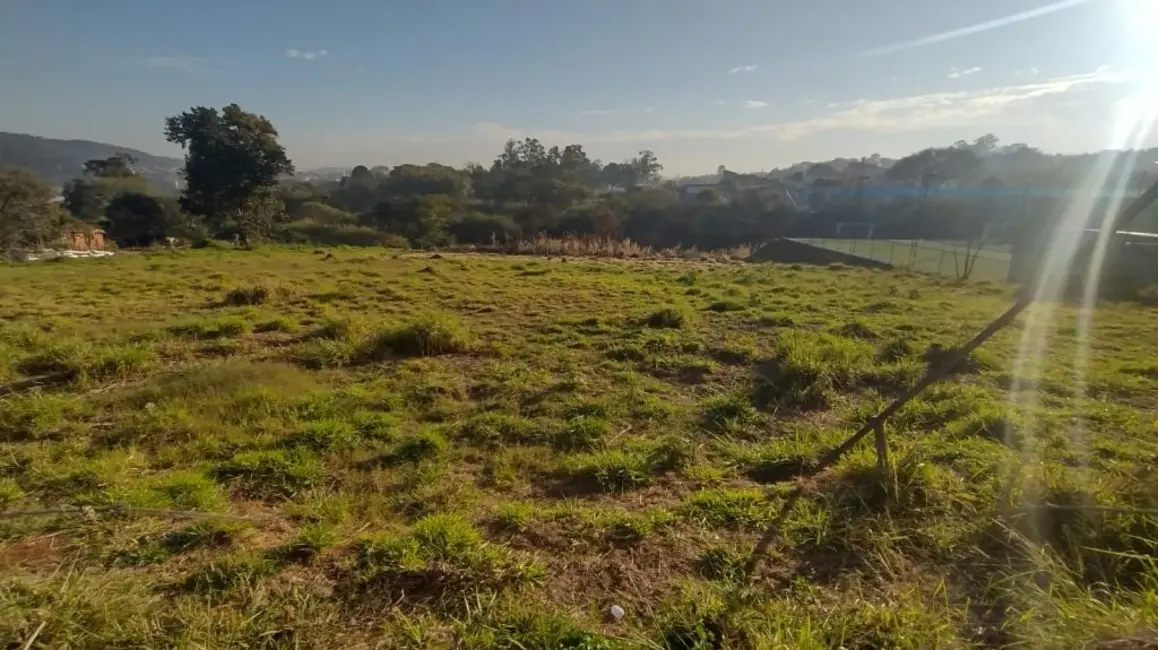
[286,48,327,61]
[742,100,769,109]
[578,109,619,116]
[142,56,215,74]
[309,67,1130,172]
[948,66,982,79]
[749,69,1124,140]
[467,67,1128,147]
[729,64,757,75]
[717,100,727,106]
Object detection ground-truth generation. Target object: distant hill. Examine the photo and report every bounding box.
[0,132,183,190]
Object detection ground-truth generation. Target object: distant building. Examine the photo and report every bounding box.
[679,183,722,200]
[60,222,108,251]
[677,168,798,208]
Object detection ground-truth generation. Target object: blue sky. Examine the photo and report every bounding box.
[1,0,1155,175]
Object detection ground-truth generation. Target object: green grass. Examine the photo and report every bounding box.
[2,247,1157,648]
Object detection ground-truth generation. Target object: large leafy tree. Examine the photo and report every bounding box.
[62,153,150,223]
[0,167,65,249]
[631,150,663,186]
[164,104,294,241]
[104,192,191,247]
[886,147,980,185]
[360,195,457,247]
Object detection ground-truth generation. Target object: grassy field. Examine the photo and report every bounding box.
[796,239,1014,282]
[1,247,1157,648]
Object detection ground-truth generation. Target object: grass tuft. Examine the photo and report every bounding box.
[682,488,771,529]
[360,313,471,359]
[553,415,612,450]
[183,552,276,595]
[459,412,540,446]
[223,284,271,306]
[284,418,360,451]
[352,513,543,594]
[700,393,760,435]
[213,448,323,496]
[645,306,694,329]
[392,428,449,463]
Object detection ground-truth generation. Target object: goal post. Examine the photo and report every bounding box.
[835,222,876,255]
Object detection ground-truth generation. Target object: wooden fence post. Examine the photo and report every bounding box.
[873,421,890,475]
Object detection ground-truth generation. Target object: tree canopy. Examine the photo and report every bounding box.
[164,104,294,241]
[0,168,65,249]
[62,153,151,223]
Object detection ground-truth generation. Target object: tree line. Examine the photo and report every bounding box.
[3,102,1153,252]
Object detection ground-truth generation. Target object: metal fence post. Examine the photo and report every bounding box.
[939,249,947,277]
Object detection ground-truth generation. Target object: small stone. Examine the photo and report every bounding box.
[606,604,625,623]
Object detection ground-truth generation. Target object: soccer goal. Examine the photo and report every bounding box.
[834,222,876,255]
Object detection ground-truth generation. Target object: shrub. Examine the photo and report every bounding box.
[275,220,400,247]
[450,212,522,244]
[287,201,354,224]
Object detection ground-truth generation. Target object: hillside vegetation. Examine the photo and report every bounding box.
[1,249,1157,648]
[0,132,182,189]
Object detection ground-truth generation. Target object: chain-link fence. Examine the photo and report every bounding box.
[790,238,1013,282]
